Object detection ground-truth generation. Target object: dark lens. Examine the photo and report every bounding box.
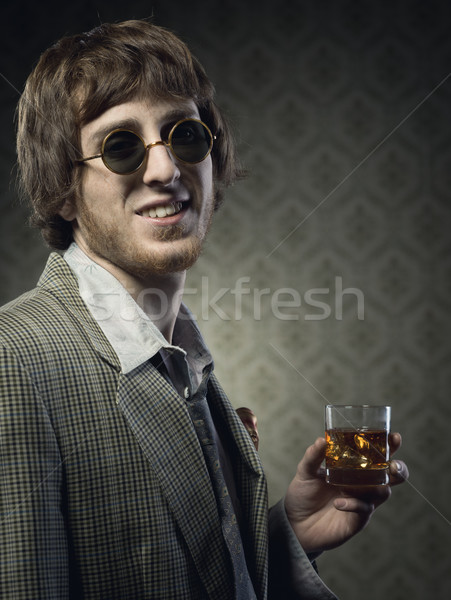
[170,120,212,163]
[103,130,145,174]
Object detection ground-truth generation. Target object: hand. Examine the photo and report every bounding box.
[284,433,408,554]
[236,407,259,450]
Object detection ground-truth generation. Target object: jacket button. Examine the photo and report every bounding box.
[183,386,190,399]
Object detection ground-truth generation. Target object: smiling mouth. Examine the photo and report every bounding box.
[136,202,183,218]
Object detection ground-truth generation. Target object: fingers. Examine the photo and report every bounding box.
[298,437,327,479]
[389,432,402,454]
[388,432,408,485]
[236,407,259,450]
[334,483,391,512]
[334,497,375,514]
[389,459,409,486]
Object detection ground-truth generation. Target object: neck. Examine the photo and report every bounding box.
[113,269,186,343]
[106,268,186,343]
[132,270,186,343]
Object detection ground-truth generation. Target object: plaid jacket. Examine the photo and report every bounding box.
[0,253,270,599]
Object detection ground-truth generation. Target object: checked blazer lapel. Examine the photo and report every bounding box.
[116,362,235,599]
[208,374,269,600]
[38,253,121,370]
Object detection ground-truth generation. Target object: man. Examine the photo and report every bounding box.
[0,20,408,599]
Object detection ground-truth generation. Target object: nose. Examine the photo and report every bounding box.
[141,140,180,186]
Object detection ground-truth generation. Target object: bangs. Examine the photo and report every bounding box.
[73,23,214,126]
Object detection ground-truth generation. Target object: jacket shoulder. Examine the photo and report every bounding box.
[0,253,90,352]
[0,252,119,382]
[0,253,76,320]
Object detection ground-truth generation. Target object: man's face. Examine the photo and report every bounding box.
[67,97,215,282]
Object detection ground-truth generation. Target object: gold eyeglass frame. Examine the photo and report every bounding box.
[77,118,215,175]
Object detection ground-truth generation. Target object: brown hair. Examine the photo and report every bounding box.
[16,19,242,249]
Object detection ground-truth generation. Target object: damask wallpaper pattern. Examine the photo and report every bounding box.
[1,1,450,598]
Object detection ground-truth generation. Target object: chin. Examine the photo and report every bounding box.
[129,237,204,279]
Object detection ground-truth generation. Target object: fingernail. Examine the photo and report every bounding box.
[390,460,401,474]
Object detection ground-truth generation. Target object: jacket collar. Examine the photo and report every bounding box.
[38,252,121,371]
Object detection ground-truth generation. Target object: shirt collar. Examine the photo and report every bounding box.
[63,243,213,378]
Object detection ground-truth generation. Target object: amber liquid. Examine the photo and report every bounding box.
[325,428,389,486]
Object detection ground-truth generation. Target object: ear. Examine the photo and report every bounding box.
[58,199,77,222]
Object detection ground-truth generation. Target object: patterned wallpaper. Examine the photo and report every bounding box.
[1,1,450,598]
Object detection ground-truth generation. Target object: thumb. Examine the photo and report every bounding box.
[297,437,327,480]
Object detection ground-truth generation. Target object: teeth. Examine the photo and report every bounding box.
[140,202,182,218]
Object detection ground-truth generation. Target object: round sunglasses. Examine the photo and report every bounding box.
[77,118,215,175]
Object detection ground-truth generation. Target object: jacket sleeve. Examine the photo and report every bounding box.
[268,498,338,600]
[0,345,69,599]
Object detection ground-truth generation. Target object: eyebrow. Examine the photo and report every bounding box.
[89,118,140,149]
[87,106,199,149]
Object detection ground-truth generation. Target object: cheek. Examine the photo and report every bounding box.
[80,167,130,208]
[196,158,214,197]
[79,168,101,203]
